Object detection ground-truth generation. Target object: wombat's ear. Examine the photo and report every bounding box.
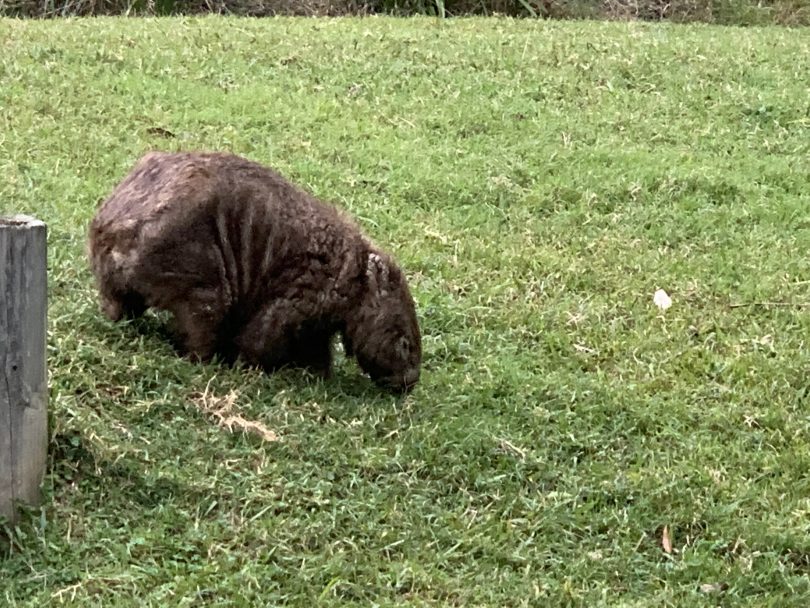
[366,252,391,296]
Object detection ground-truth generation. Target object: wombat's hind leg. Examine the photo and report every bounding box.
[99,289,147,322]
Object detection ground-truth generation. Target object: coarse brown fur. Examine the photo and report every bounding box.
[87,151,421,391]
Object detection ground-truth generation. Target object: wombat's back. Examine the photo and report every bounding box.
[88,151,365,319]
[90,151,264,237]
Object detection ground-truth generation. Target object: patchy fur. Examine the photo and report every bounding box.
[87,151,421,391]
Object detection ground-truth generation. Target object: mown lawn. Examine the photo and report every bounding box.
[2,15,810,606]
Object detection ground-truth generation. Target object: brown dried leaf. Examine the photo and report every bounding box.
[699,582,728,594]
[191,378,279,443]
[497,438,526,461]
[145,126,176,138]
[662,525,672,554]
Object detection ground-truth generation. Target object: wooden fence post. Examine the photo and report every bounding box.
[0,215,48,524]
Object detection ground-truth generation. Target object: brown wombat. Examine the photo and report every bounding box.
[87,151,421,392]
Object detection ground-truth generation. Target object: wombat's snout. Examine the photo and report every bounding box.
[381,367,420,393]
[402,368,420,391]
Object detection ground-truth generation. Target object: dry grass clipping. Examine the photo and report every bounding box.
[191,378,279,442]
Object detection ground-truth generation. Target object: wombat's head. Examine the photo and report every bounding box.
[344,251,422,392]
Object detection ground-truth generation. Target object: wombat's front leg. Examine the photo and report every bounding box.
[169,293,228,362]
[98,287,147,322]
[289,329,333,378]
[233,304,333,377]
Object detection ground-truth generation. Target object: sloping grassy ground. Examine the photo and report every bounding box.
[1,16,810,606]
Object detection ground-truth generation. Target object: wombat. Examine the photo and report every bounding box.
[87,151,421,392]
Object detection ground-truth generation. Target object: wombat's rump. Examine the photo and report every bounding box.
[88,151,421,391]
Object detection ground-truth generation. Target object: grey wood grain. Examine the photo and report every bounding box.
[0,215,48,523]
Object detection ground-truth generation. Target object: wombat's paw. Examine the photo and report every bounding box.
[100,298,124,322]
[182,343,217,364]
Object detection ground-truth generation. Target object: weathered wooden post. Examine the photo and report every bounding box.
[0,215,48,524]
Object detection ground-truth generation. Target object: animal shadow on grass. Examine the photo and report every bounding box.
[0,430,186,548]
[93,309,176,355]
[100,311,409,400]
[48,429,228,514]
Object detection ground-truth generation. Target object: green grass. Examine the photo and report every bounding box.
[2,15,810,606]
